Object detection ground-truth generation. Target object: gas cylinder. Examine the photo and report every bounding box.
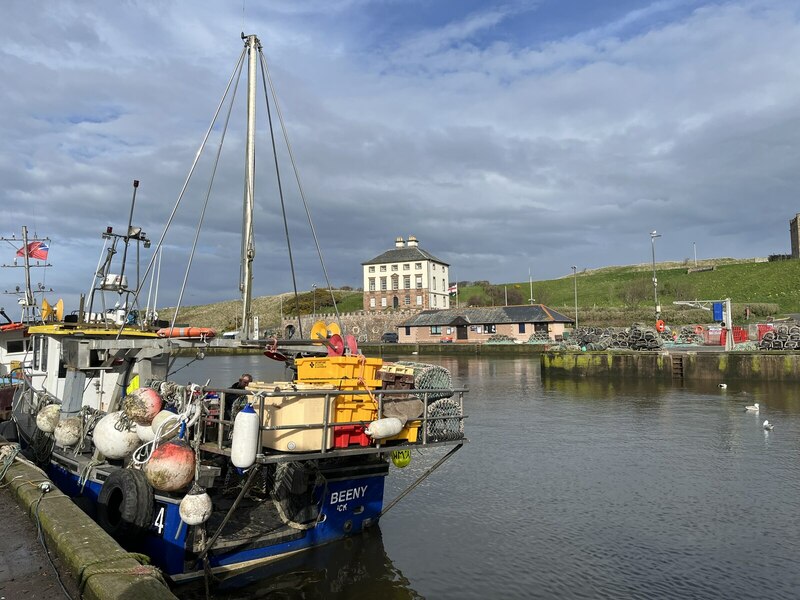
[231,404,260,469]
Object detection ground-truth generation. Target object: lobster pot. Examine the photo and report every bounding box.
[248,382,336,452]
[394,362,453,401]
[425,398,464,442]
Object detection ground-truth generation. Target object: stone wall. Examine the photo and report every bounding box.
[280,310,418,342]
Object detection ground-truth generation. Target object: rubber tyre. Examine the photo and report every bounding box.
[97,468,154,539]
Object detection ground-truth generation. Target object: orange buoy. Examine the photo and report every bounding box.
[656,319,666,333]
[156,327,216,339]
[0,323,25,332]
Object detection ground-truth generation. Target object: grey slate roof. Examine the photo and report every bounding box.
[362,246,448,266]
[400,305,574,327]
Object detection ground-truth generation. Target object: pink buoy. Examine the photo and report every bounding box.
[144,440,196,492]
[122,387,163,425]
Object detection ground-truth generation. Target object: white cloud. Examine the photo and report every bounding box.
[1,0,799,309]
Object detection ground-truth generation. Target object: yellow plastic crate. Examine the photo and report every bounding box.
[386,421,420,443]
[295,356,383,384]
[335,398,378,425]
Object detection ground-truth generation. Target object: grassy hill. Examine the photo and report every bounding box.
[167,257,799,330]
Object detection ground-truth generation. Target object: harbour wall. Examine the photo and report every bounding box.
[540,351,800,382]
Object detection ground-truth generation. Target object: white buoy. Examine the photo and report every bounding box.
[231,404,260,469]
[763,420,774,431]
[151,410,181,439]
[365,417,404,440]
[179,483,213,525]
[135,422,157,442]
[36,404,62,433]
[93,411,140,459]
[745,403,760,413]
[53,416,82,447]
[122,387,163,425]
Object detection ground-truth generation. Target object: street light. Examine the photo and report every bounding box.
[311,284,317,320]
[650,231,662,319]
[571,265,578,330]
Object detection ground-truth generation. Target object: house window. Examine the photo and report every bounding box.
[518,323,526,334]
[368,266,375,273]
[404,295,410,305]
[534,323,549,333]
[392,264,398,271]
[381,298,387,307]
[403,275,410,289]
[433,295,437,307]
[403,264,410,270]
[415,275,422,288]
[416,295,423,305]
[415,263,422,270]
[432,264,436,271]
[432,279,437,291]
[405,326,411,335]
[380,277,387,291]
[380,265,387,272]
[369,278,375,291]
[484,324,496,334]
[431,326,442,334]
[392,275,399,290]
[370,298,376,308]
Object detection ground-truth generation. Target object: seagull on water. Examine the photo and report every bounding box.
[763,420,774,431]
[745,402,760,413]
[718,383,727,389]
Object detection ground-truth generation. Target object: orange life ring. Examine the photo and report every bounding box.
[0,323,25,332]
[694,325,703,335]
[656,319,665,333]
[156,327,216,339]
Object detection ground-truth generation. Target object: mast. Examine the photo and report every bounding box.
[1,226,52,323]
[240,33,258,340]
[21,226,34,312]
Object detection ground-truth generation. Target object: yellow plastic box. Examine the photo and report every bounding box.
[295,356,383,384]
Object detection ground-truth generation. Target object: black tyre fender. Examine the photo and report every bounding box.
[97,468,154,539]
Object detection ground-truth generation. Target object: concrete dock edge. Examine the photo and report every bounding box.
[1,438,178,600]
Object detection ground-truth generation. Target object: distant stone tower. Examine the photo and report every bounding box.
[791,213,800,259]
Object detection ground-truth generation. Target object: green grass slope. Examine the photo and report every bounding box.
[166,258,798,330]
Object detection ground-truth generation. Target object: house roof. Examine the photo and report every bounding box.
[362,246,448,266]
[399,305,574,327]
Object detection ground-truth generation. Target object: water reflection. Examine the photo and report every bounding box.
[176,527,420,600]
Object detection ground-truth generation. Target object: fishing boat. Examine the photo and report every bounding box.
[0,228,55,422]
[10,34,466,584]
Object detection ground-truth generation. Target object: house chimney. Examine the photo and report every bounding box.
[407,235,419,247]
[395,236,405,248]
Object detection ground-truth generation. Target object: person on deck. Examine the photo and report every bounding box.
[225,373,253,420]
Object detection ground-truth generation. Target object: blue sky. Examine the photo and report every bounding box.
[2,0,800,310]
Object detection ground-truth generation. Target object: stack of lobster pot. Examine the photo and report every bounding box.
[759,323,800,350]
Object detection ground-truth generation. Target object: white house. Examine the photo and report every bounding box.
[362,236,450,311]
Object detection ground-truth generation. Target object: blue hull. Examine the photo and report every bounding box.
[48,462,387,579]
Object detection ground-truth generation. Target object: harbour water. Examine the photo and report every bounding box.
[176,354,800,599]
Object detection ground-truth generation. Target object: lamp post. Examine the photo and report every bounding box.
[650,231,661,319]
[311,284,317,320]
[571,265,578,330]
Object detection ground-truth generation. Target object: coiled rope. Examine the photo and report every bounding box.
[77,553,167,594]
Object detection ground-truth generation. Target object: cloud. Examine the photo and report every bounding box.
[1,0,799,311]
